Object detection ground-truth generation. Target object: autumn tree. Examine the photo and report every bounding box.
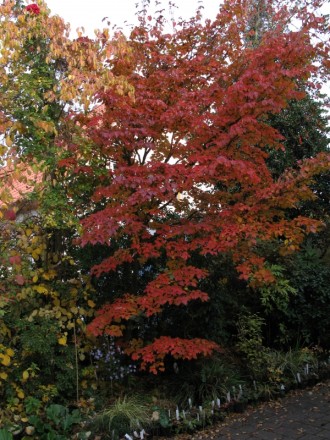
[57,0,329,372]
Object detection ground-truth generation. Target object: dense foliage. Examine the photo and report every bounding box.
[0,0,329,437]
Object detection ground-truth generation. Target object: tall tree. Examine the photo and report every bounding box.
[60,0,330,372]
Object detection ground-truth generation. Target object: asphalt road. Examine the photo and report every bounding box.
[186,380,330,440]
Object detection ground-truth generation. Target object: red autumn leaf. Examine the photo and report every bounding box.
[130,336,222,374]
[25,4,40,15]
[9,255,21,266]
[15,274,25,286]
[4,209,16,221]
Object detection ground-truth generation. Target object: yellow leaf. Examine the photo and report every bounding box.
[34,285,48,294]
[5,135,12,147]
[32,275,38,283]
[34,246,43,255]
[30,309,38,318]
[6,348,14,357]
[87,300,96,308]
[0,372,8,380]
[11,122,26,134]
[22,370,29,380]
[0,144,8,156]
[58,336,67,346]
[1,354,11,366]
[17,390,25,399]
[33,120,55,133]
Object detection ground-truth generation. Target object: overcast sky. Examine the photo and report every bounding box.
[44,0,329,96]
[45,0,222,36]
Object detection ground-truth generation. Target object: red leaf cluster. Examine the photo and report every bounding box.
[25,4,40,15]
[131,336,221,374]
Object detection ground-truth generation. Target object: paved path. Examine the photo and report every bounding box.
[188,380,330,440]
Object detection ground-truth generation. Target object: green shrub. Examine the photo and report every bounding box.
[236,312,268,381]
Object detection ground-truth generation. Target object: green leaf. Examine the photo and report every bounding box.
[159,409,171,428]
[46,404,67,425]
[0,429,13,440]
